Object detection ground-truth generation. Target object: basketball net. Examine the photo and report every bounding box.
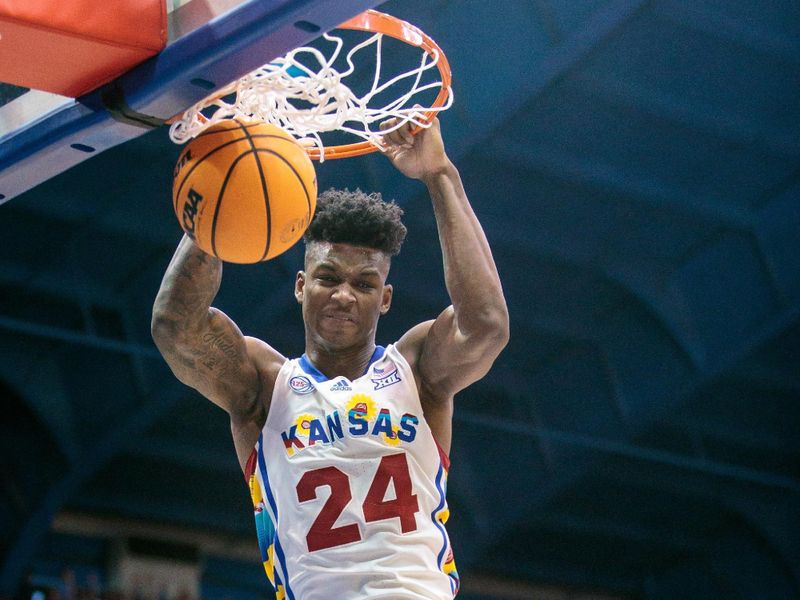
[168,10,453,161]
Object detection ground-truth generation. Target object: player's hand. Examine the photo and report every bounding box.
[379,115,451,181]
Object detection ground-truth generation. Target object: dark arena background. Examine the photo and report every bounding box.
[1,1,799,598]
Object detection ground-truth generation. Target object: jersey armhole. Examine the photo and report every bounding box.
[244,448,258,482]
[434,438,451,471]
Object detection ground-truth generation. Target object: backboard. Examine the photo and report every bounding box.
[0,0,383,204]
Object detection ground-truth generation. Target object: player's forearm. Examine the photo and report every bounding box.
[151,235,223,343]
[424,163,508,340]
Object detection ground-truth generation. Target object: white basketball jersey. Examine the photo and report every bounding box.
[245,344,459,600]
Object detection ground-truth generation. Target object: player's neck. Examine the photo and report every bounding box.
[304,341,377,381]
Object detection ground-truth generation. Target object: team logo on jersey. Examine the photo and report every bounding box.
[347,395,377,421]
[329,378,352,392]
[295,413,315,435]
[371,368,401,390]
[289,375,315,395]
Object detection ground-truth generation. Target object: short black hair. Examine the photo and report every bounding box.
[303,188,407,256]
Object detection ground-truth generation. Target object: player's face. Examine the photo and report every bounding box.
[295,242,393,351]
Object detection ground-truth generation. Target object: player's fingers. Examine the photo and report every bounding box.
[398,121,415,146]
[378,119,401,145]
[379,118,400,132]
[380,122,413,148]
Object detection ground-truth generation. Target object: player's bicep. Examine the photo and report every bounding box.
[415,305,505,396]
[153,306,260,414]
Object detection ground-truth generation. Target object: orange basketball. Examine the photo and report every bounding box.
[172,119,317,263]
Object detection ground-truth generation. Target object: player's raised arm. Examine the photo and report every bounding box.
[384,118,509,398]
[151,235,269,421]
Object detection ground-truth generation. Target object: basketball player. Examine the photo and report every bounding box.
[151,118,508,599]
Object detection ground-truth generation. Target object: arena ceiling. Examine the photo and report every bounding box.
[1,0,799,597]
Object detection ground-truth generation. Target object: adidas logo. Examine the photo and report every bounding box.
[330,379,352,392]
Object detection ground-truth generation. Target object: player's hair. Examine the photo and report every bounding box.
[303,188,407,256]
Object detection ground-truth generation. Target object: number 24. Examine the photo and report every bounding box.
[296,453,420,552]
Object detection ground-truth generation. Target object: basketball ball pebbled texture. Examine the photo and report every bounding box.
[172,119,317,263]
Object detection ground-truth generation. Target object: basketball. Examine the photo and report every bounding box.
[172,119,317,263]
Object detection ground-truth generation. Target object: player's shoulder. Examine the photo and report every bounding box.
[395,320,435,371]
[244,336,288,385]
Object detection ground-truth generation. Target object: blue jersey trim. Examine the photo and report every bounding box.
[298,354,327,382]
[274,571,295,600]
[431,462,450,570]
[368,345,386,368]
[273,535,296,600]
[431,461,457,596]
[257,434,295,600]
[257,434,279,519]
[300,345,385,382]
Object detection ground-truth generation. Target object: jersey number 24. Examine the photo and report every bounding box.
[296,452,419,552]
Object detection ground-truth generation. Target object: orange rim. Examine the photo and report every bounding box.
[305,9,453,160]
[170,10,452,159]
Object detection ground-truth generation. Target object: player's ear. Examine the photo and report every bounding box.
[295,271,306,304]
[380,283,392,315]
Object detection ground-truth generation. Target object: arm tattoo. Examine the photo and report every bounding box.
[153,237,252,398]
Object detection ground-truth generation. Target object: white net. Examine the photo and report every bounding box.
[168,28,453,160]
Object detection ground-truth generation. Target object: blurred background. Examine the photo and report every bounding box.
[1,0,798,598]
